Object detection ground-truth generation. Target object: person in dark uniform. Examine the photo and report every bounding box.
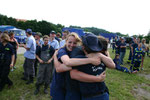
[50,33,104,100]
[9,32,19,71]
[127,37,136,63]
[0,33,15,91]
[130,39,138,65]
[70,34,115,100]
[112,37,116,53]
[34,32,43,76]
[113,54,130,73]
[115,37,121,54]
[119,37,126,65]
[131,43,144,73]
[34,35,55,95]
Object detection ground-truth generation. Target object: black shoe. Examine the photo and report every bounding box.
[21,77,28,81]
[44,83,48,94]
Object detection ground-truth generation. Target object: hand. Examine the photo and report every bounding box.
[19,44,25,47]
[47,59,52,64]
[39,59,44,64]
[97,71,106,82]
[10,63,13,68]
[105,51,110,57]
[90,57,101,66]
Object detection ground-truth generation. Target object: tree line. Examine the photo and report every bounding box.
[0,14,149,42]
[0,14,64,35]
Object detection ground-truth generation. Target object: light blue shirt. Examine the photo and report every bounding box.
[37,39,43,46]
[48,39,59,50]
[24,35,36,59]
[59,39,66,48]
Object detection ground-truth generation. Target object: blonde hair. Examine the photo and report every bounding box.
[66,32,82,46]
[1,33,10,42]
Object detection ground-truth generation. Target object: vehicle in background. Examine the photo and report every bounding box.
[0,25,27,44]
[0,25,15,32]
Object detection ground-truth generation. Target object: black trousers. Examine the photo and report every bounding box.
[0,60,13,90]
[34,59,38,77]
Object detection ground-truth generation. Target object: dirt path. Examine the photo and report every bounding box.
[132,83,150,100]
[132,73,150,100]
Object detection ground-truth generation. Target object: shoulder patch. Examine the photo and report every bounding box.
[5,48,10,50]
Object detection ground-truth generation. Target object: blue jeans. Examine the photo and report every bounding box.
[82,92,109,100]
[119,52,126,64]
[116,65,130,73]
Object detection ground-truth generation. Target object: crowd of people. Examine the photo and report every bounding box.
[0,29,149,100]
[110,36,149,73]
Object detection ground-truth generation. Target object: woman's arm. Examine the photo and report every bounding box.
[87,53,115,69]
[61,55,100,67]
[10,54,15,68]
[54,51,72,73]
[99,53,115,69]
[70,69,106,82]
[14,38,19,50]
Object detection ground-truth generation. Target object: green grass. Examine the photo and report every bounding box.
[0,49,150,100]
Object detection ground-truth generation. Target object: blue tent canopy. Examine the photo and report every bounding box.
[62,27,85,38]
[99,33,117,40]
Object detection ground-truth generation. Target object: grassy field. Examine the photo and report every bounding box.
[0,48,150,100]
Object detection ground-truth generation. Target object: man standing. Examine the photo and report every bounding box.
[35,32,43,46]
[59,30,70,48]
[49,30,59,50]
[119,37,126,65]
[21,29,36,84]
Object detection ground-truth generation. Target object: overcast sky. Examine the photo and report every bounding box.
[0,0,150,36]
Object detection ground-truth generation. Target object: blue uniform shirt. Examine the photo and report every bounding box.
[134,48,144,61]
[36,39,43,46]
[120,42,126,52]
[74,55,108,97]
[116,40,121,49]
[48,39,59,50]
[24,36,36,59]
[132,43,138,53]
[65,46,85,92]
[0,42,15,61]
[59,39,66,48]
[51,47,71,89]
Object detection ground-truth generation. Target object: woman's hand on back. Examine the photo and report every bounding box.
[87,53,101,66]
[97,71,106,82]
